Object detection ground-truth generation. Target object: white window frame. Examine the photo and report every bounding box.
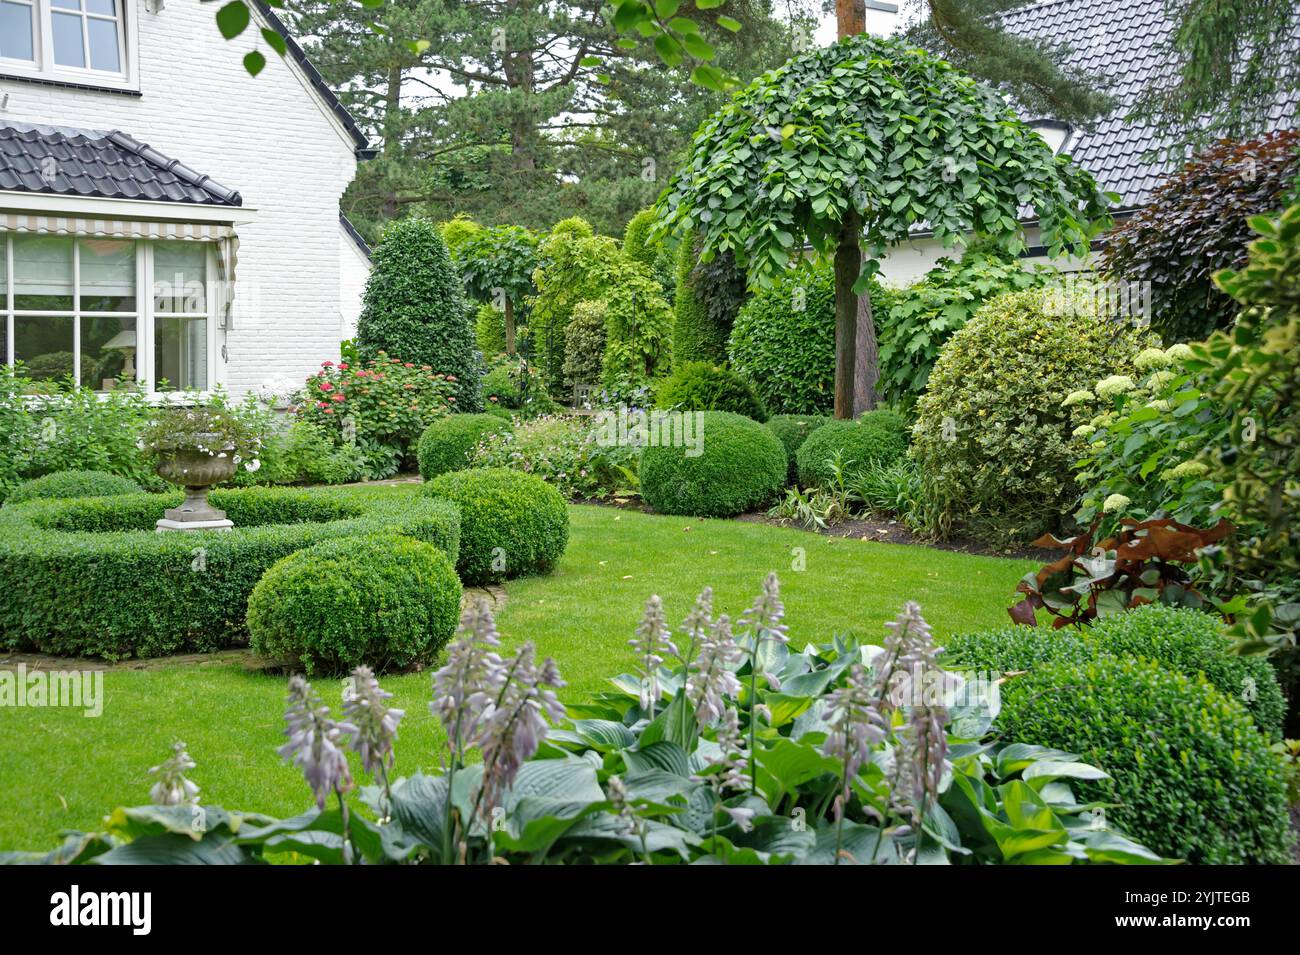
[1,233,217,397]
[0,0,140,93]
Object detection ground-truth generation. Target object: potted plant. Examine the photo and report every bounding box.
[141,405,261,531]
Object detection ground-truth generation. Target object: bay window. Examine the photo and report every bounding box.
[2,233,214,393]
[0,0,136,90]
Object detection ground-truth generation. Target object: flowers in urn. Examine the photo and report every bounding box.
[140,404,262,531]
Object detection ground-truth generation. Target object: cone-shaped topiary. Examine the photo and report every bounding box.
[356,217,481,410]
[640,411,786,518]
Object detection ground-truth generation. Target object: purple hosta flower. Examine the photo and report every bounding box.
[477,644,566,818]
[739,572,790,654]
[677,586,715,667]
[892,699,949,826]
[874,601,939,718]
[686,614,744,725]
[629,595,677,711]
[606,774,637,836]
[148,741,200,807]
[695,707,749,794]
[278,676,356,810]
[822,663,889,820]
[342,666,404,778]
[431,600,507,762]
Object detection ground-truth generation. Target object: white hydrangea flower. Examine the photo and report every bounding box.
[1062,389,1095,408]
[1095,375,1136,398]
[1102,493,1132,513]
[1147,370,1177,391]
[1072,424,1097,439]
[1146,399,1170,413]
[1134,347,1172,371]
[1161,460,1210,481]
[1165,343,1195,361]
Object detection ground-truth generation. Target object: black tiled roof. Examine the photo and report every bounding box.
[0,122,242,206]
[1001,0,1299,209]
[339,212,372,260]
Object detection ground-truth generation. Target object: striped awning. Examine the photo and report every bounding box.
[0,212,235,241]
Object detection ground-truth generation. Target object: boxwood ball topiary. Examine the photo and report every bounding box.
[247,534,462,675]
[998,655,1294,864]
[655,361,767,421]
[1089,604,1286,740]
[765,414,830,483]
[5,470,140,506]
[795,419,907,488]
[417,413,513,480]
[640,411,786,518]
[942,625,1093,674]
[424,467,568,584]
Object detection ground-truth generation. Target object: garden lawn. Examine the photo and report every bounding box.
[0,499,1032,851]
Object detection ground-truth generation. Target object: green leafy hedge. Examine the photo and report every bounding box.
[4,470,141,506]
[655,361,766,421]
[0,487,460,659]
[248,535,462,676]
[795,418,907,489]
[423,467,568,585]
[727,264,837,415]
[998,655,1293,864]
[640,411,785,517]
[417,414,513,480]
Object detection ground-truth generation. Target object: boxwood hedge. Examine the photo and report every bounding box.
[4,470,141,506]
[423,467,568,584]
[998,655,1293,864]
[765,414,830,483]
[795,418,907,489]
[248,534,462,676]
[0,486,460,659]
[640,411,786,518]
[417,413,513,479]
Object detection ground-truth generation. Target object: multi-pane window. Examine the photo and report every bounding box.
[0,0,130,84]
[1,234,213,393]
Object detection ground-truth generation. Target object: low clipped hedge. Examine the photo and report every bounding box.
[247,534,461,675]
[1090,605,1286,740]
[945,605,1286,739]
[795,418,907,488]
[0,486,460,659]
[764,414,830,483]
[655,361,767,421]
[423,467,568,584]
[417,413,513,479]
[942,625,1093,674]
[4,470,141,506]
[999,655,1293,864]
[640,411,786,518]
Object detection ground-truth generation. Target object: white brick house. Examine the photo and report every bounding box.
[0,0,372,397]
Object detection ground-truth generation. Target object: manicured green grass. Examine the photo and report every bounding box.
[0,499,1033,851]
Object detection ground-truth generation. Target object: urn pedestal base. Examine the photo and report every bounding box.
[154,484,234,533]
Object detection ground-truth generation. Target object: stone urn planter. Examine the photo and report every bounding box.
[154,435,238,532]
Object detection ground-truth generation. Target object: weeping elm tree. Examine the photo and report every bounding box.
[655,33,1113,417]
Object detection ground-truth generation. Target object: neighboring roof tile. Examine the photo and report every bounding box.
[0,121,242,206]
[1000,0,1299,209]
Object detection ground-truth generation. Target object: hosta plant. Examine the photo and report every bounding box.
[7,579,1164,866]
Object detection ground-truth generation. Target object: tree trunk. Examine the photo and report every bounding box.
[836,0,865,38]
[833,0,874,419]
[833,211,879,418]
[504,297,516,356]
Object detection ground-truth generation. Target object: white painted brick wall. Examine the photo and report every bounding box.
[0,0,366,395]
